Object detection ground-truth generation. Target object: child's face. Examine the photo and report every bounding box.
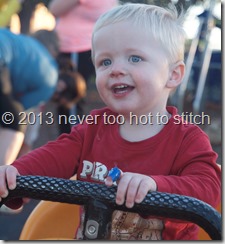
[93,20,173,117]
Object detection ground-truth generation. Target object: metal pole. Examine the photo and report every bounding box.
[193,0,216,114]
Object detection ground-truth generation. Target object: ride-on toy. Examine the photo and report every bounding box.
[0,175,221,240]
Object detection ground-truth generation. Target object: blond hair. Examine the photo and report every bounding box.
[92,3,186,63]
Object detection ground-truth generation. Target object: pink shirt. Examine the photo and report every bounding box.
[55,0,118,53]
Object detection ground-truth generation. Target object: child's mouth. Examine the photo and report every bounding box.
[112,85,134,94]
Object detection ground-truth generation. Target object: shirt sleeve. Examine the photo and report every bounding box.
[12,124,85,178]
[5,123,85,209]
[151,129,221,208]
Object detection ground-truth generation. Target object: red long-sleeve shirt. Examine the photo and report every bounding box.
[11,106,221,240]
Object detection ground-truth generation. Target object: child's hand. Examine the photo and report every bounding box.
[0,165,19,202]
[105,171,157,208]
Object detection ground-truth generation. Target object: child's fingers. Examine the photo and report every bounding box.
[116,173,132,206]
[125,177,140,208]
[6,166,19,190]
[0,166,9,198]
[135,177,157,203]
[105,167,123,186]
[104,176,113,186]
[135,181,150,204]
[1,190,8,198]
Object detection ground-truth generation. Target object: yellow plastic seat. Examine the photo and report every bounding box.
[19,201,80,240]
[19,199,221,240]
[19,169,221,240]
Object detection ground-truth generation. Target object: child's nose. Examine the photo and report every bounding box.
[110,61,127,77]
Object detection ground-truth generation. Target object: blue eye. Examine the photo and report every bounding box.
[102,59,112,66]
[129,56,142,63]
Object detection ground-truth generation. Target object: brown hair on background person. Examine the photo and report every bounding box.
[52,57,86,134]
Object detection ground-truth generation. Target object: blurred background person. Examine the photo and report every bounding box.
[52,56,86,134]
[17,0,52,34]
[0,28,59,165]
[48,0,118,132]
[18,64,86,156]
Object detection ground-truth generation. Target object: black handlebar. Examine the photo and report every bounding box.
[0,175,221,240]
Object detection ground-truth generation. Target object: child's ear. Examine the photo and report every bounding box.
[166,61,185,88]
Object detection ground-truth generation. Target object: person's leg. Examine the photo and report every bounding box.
[17,1,37,34]
[77,50,95,82]
[0,128,24,165]
[76,50,96,116]
[57,105,71,134]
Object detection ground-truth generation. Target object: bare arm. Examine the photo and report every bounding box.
[48,0,79,17]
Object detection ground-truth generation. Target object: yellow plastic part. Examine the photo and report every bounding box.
[19,201,80,240]
[19,168,221,240]
[19,200,221,240]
